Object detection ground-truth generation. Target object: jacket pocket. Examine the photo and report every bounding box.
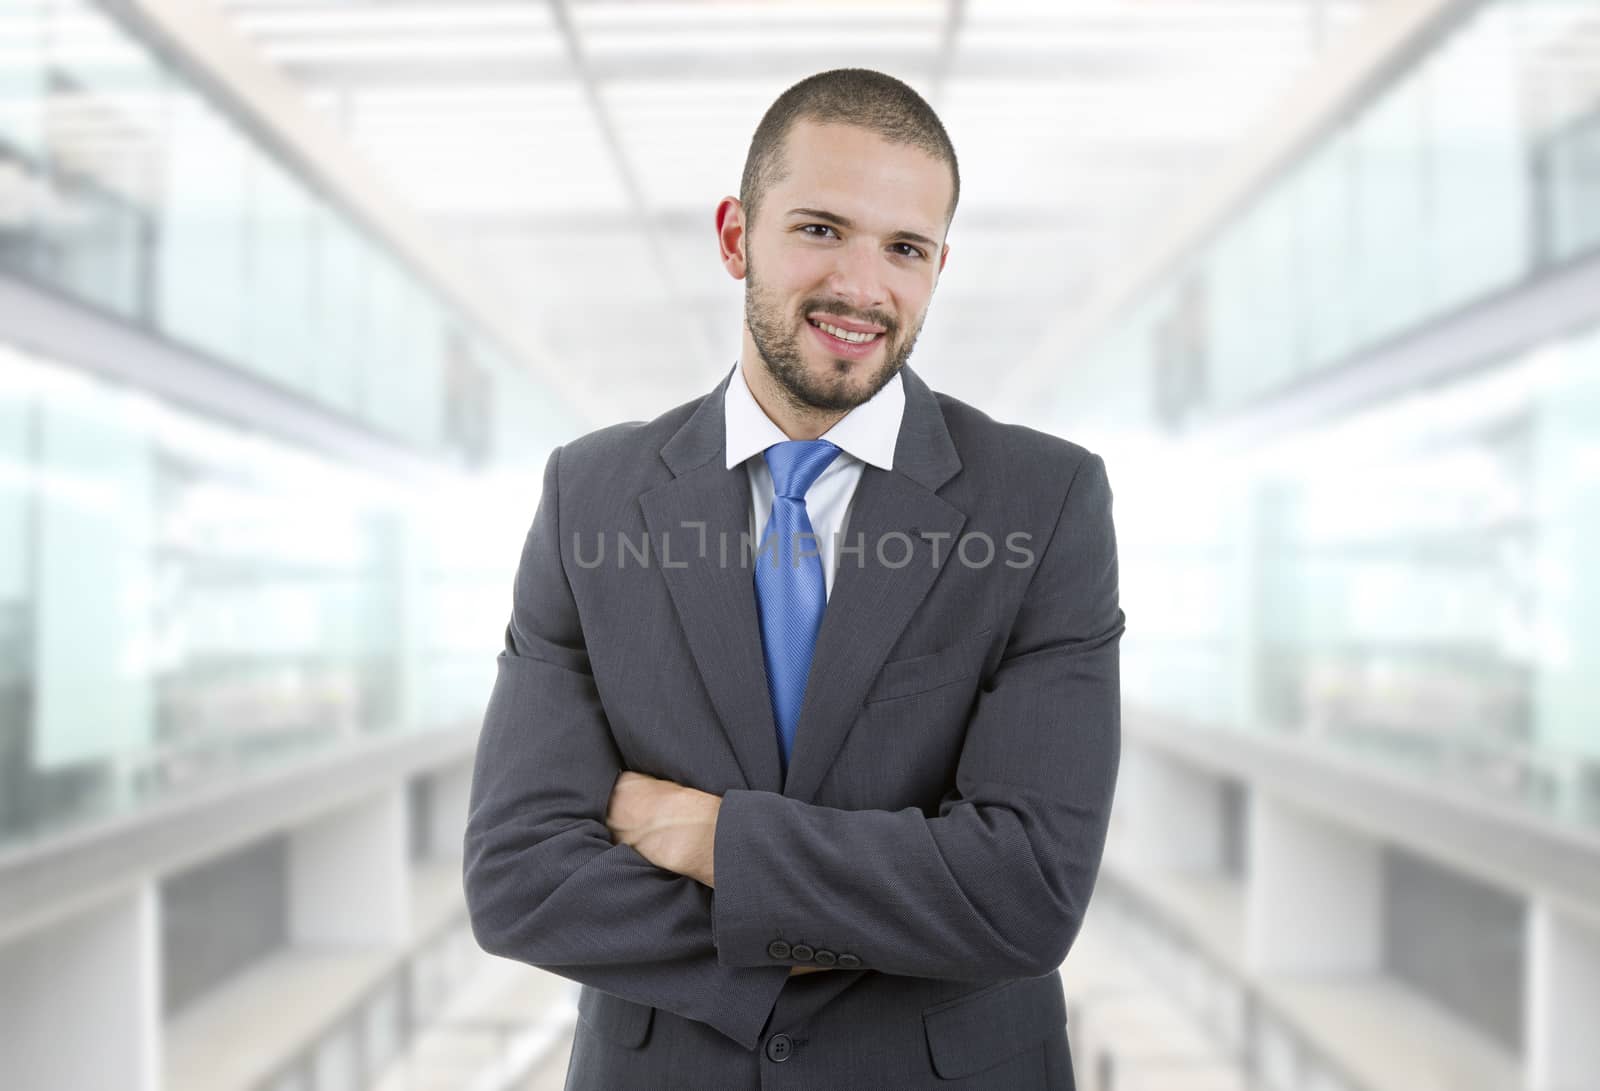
[921,973,1066,1080]
[576,985,655,1049]
[864,626,994,704]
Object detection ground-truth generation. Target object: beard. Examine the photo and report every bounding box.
[744,255,923,414]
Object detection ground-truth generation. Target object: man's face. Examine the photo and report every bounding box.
[739,119,951,414]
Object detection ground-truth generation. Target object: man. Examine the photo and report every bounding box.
[464,68,1123,1090]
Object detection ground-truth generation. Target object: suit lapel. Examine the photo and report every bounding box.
[782,366,964,802]
[639,363,965,802]
[640,366,784,794]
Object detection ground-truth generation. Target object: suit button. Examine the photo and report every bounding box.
[765,1033,793,1062]
[837,953,861,968]
[767,940,791,959]
[813,949,837,966]
[790,944,814,961]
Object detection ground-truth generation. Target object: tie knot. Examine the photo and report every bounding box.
[764,439,841,499]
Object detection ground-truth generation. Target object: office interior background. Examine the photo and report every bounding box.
[1,0,1597,1088]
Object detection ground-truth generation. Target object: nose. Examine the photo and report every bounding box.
[824,239,888,314]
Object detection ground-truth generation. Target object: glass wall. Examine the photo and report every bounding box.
[0,344,542,849]
[0,1,577,851]
[1054,0,1600,833]
[1083,0,1600,429]
[0,0,549,467]
[1118,323,1600,830]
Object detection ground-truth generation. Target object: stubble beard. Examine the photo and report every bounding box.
[744,256,923,415]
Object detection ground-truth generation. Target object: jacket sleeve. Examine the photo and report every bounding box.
[710,451,1123,981]
[463,444,789,1051]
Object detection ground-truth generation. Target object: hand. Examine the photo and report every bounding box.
[789,965,832,976]
[605,770,721,887]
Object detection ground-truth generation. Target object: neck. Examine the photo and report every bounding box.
[738,333,847,441]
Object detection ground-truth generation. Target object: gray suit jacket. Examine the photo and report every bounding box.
[464,362,1123,1090]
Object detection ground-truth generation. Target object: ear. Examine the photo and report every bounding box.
[715,197,748,280]
[938,242,949,275]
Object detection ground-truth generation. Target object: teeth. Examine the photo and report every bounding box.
[812,319,881,344]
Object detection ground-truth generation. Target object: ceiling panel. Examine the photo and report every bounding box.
[211,0,1380,417]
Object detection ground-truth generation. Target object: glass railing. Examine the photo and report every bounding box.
[0,345,542,851]
[1115,319,1600,833]
[0,0,560,466]
[1062,0,1600,430]
[1046,0,1600,836]
[1092,878,1375,1091]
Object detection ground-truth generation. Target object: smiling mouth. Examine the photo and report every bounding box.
[806,316,885,346]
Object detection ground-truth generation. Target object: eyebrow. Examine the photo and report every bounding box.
[785,207,939,251]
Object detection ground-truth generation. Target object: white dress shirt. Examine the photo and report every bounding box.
[723,361,905,600]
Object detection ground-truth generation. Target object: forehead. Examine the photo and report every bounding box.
[771,119,951,237]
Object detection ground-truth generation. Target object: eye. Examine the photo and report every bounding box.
[799,224,838,239]
[891,242,927,259]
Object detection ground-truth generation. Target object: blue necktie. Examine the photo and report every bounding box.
[754,439,842,777]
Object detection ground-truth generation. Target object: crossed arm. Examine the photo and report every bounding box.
[463,443,1122,1049]
[600,770,830,978]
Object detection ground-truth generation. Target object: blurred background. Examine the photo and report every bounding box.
[1,0,1597,1088]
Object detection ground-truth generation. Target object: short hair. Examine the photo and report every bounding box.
[739,68,960,232]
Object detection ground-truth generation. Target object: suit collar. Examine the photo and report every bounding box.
[643,361,966,802]
[723,361,903,473]
[663,361,961,494]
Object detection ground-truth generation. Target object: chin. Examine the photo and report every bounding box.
[823,366,892,408]
[814,357,871,384]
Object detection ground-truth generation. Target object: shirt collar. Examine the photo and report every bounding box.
[724,361,904,472]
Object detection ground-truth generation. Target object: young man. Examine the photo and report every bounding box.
[465,68,1123,1090]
